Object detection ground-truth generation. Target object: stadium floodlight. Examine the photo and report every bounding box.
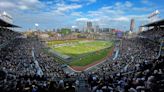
[72,26,77,28]
[3,11,7,15]
[148,10,160,19]
[35,23,39,27]
[1,11,13,23]
[34,23,39,31]
[129,31,132,35]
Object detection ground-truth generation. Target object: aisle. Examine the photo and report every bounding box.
[77,78,90,92]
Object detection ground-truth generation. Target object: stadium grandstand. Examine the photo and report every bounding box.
[0,1,164,92]
[0,16,164,92]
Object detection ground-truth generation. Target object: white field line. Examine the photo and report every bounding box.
[67,46,118,72]
[67,57,108,72]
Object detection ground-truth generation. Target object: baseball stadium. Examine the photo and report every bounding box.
[0,0,164,92]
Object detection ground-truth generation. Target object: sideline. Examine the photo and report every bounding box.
[66,58,109,72]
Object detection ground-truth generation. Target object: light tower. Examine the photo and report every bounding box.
[35,23,39,31]
[0,11,13,23]
[148,10,160,22]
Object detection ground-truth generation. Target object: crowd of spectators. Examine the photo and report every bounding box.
[0,29,79,92]
[0,27,164,92]
[0,28,20,45]
[139,27,164,40]
[86,29,164,91]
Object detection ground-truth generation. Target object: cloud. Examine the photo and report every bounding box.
[76,18,90,21]
[141,0,149,4]
[125,1,133,7]
[88,0,97,3]
[53,3,82,15]
[19,5,29,10]
[74,0,150,30]
[140,0,154,6]
[113,17,129,21]
[26,0,38,3]
[114,1,133,10]
[132,7,149,12]
[76,17,99,22]
[0,0,44,10]
[87,0,97,5]
[0,0,157,31]
[68,0,97,5]
[0,1,16,8]
[56,4,82,12]
[87,6,124,18]
[71,12,82,17]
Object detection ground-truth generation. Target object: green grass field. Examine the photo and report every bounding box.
[47,40,113,66]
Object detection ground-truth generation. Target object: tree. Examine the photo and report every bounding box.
[59,28,71,35]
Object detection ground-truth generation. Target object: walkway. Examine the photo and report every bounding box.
[32,48,44,76]
[113,48,119,60]
[77,77,90,92]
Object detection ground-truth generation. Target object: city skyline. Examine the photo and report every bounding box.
[0,0,164,31]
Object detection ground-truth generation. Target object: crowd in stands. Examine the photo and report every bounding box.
[0,28,20,45]
[0,28,80,92]
[86,29,164,92]
[0,26,164,92]
[139,27,164,40]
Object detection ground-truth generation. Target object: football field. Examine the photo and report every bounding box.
[47,40,113,66]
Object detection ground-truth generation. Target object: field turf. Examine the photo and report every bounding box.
[47,40,113,66]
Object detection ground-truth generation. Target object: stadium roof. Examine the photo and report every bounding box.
[0,18,20,28]
[142,19,164,27]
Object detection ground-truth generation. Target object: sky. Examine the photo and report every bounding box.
[0,0,164,31]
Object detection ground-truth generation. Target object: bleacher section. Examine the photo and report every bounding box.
[0,28,20,45]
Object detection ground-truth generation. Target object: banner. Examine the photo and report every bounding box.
[117,31,123,38]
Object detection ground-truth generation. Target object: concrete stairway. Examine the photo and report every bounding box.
[77,77,90,92]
